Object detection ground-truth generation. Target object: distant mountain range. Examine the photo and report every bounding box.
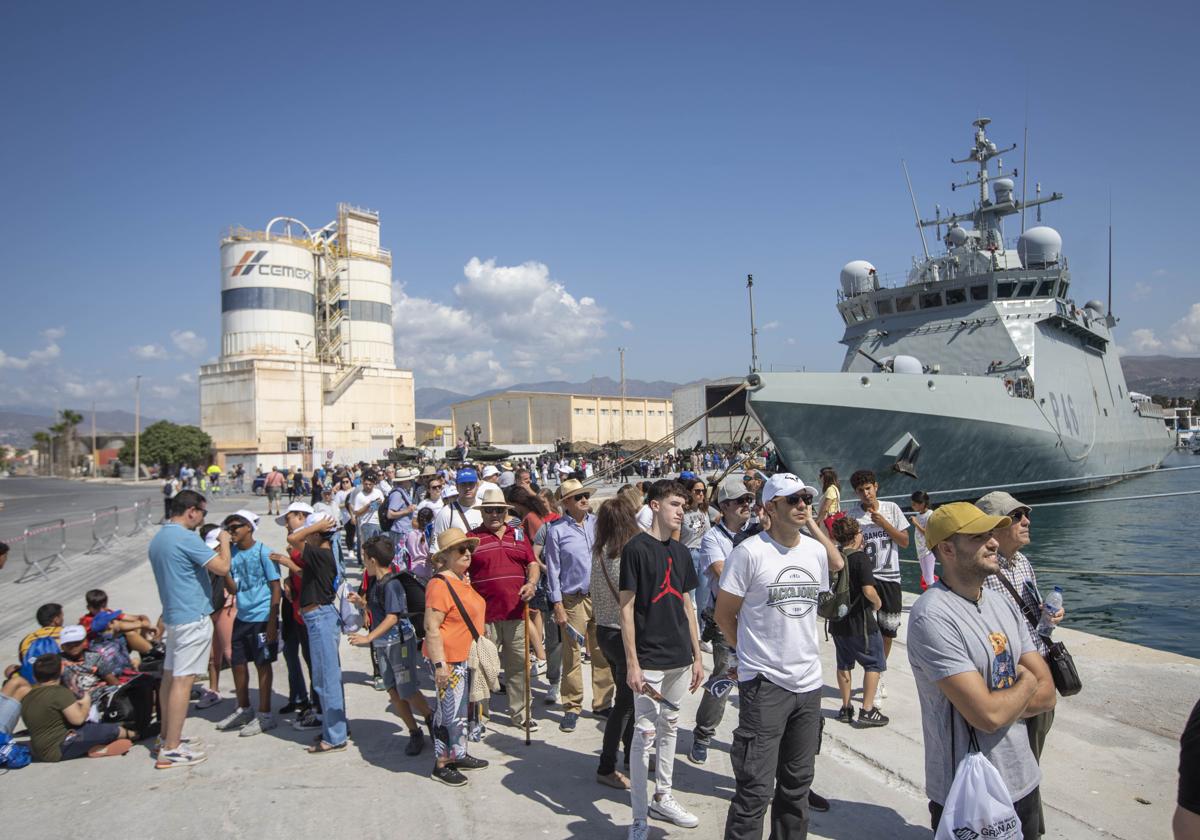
[0,409,162,450]
[1120,355,1200,398]
[415,376,687,418]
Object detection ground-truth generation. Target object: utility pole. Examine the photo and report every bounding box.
[91,401,97,478]
[746,274,760,374]
[134,375,141,482]
[618,347,626,442]
[296,340,313,471]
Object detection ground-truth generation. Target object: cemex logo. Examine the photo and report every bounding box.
[229,250,312,280]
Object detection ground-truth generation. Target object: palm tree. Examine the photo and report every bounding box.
[59,409,84,476]
[32,431,51,476]
[49,422,67,477]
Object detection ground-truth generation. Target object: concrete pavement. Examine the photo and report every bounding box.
[0,487,1192,838]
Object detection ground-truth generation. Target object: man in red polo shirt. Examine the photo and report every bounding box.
[469,486,540,730]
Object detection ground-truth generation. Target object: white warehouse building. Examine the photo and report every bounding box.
[671,376,767,448]
[200,204,414,473]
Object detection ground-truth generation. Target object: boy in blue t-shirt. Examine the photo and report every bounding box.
[214,512,281,738]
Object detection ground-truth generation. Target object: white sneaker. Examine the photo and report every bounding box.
[216,706,254,731]
[699,640,713,654]
[627,819,649,840]
[650,794,700,828]
[196,689,222,709]
[544,684,559,705]
[239,713,278,737]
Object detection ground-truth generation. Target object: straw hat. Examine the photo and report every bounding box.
[419,465,438,478]
[435,527,480,558]
[476,485,510,509]
[394,467,419,482]
[557,478,590,500]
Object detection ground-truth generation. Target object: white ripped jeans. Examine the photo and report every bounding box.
[630,665,690,819]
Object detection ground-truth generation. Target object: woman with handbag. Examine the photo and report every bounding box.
[424,527,490,786]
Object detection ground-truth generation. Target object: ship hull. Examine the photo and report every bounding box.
[747,371,1175,501]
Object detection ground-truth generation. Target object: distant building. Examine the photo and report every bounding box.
[451,392,673,447]
[672,377,767,448]
[200,205,414,474]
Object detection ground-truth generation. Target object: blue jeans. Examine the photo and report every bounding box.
[356,523,381,566]
[304,604,347,746]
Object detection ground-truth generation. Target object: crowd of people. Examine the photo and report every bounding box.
[3,452,1100,839]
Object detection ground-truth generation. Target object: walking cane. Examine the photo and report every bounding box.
[523,603,532,745]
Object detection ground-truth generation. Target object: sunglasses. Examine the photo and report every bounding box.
[726,496,753,506]
[1010,510,1030,522]
[782,493,813,506]
[572,493,592,502]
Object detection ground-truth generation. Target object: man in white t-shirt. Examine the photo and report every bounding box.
[846,469,910,691]
[431,467,482,551]
[349,471,385,566]
[715,472,843,840]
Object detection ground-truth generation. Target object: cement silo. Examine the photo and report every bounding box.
[220,220,317,359]
[336,204,395,366]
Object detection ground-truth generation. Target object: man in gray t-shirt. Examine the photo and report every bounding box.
[907,502,1056,839]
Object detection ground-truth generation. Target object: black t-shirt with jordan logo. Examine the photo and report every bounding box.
[619,531,698,670]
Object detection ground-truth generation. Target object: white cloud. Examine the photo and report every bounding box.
[131,343,169,360]
[177,373,196,385]
[761,321,780,331]
[1117,328,1164,356]
[62,378,119,399]
[619,320,634,331]
[1131,282,1152,301]
[1168,304,1200,354]
[0,330,63,369]
[393,257,607,391]
[170,330,207,356]
[151,385,181,399]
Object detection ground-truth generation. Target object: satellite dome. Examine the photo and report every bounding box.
[1084,300,1106,315]
[893,355,923,374]
[1018,226,1062,268]
[840,260,877,297]
[993,178,1014,202]
[947,225,969,246]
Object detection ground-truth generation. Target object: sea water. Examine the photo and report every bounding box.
[899,450,1200,657]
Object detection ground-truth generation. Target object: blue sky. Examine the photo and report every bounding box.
[2,1,1197,421]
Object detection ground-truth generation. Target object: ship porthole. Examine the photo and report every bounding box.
[860,376,870,387]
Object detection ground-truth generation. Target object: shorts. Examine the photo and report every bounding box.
[833,632,887,672]
[266,486,282,500]
[375,635,420,698]
[874,579,903,638]
[230,618,277,667]
[164,616,214,677]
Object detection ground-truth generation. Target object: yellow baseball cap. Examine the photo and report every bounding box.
[925,502,1011,549]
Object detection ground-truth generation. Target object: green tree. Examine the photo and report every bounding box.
[31,431,51,475]
[58,409,83,475]
[119,421,212,472]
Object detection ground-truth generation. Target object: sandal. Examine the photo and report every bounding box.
[307,740,347,754]
[596,770,631,790]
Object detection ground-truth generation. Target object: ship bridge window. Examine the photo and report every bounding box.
[920,291,943,309]
[1037,280,1055,297]
[1058,280,1069,299]
[996,281,1017,298]
[945,287,967,305]
[875,298,894,316]
[971,284,989,301]
[1017,281,1037,297]
[895,295,916,312]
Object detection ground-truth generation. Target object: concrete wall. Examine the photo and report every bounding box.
[200,358,414,470]
[451,392,673,445]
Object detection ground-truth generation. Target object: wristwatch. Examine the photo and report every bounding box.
[434,662,446,670]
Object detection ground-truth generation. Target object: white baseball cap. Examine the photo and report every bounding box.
[304,512,339,533]
[60,624,87,644]
[234,508,260,533]
[275,501,314,526]
[481,465,500,478]
[761,472,820,505]
[441,485,460,500]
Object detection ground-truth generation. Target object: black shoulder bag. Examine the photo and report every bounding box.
[994,573,1082,697]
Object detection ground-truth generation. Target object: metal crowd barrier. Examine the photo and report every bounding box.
[87,506,121,555]
[128,498,157,536]
[17,519,70,583]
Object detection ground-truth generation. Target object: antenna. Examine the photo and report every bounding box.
[1036,182,1042,223]
[902,160,931,261]
[746,274,760,374]
[935,204,942,241]
[1020,122,1029,234]
[1107,191,1114,320]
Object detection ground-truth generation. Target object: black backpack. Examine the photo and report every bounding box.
[817,554,852,621]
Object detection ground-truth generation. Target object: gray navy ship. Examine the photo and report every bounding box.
[746,118,1174,500]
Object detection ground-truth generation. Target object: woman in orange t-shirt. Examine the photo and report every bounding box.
[423,527,487,786]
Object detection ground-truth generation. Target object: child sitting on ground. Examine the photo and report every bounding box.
[20,653,138,761]
[79,589,157,655]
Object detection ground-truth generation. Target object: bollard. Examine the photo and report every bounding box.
[17,519,70,583]
[86,506,120,555]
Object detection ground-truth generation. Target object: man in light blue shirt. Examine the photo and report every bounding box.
[543,479,614,731]
[148,489,231,769]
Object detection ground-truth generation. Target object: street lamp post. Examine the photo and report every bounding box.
[134,375,142,482]
[296,340,312,471]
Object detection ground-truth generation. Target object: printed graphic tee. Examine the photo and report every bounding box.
[719,531,830,693]
[619,531,698,671]
[846,500,907,583]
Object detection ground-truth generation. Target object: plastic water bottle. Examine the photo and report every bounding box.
[1038,586,1063,636]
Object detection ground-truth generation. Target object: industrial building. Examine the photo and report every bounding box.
[200,204,414,473]
[451,392,673,447]
[671,377,767,448]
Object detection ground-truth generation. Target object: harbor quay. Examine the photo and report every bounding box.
[0,483,1192,839]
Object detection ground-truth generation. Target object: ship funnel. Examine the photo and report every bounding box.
[1018,226,1062,269]
[840,260,878,297]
